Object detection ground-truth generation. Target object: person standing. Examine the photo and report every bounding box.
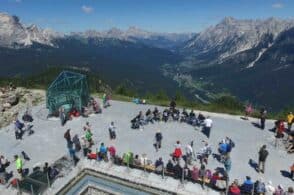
[108,122,116,140]
[81,136,89,157]
[244,104,253,120]
[155,157,164,174]
[260,108,267,130]
[258,145,269,173]
[14,155,23,179]
[287,112,294,132]
[85,129,93,147]
[72,134,81,152]
[64,129,71,145]
[154,130,163,152]
[184,143,193,165]
[224,156,232,174]
[203,116,213,138]
[68,142,79,166]
[59,107,66,126]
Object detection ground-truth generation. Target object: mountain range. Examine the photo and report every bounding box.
[0,12,294,111]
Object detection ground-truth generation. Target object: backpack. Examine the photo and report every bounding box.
[227,144,232,153]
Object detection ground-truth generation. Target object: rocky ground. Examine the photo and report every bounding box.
[0,87,45,128]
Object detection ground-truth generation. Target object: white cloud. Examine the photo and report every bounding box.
[81,5,94,14]
[272,3,284,9]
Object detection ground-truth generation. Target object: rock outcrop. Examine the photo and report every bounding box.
[0,87,44,128]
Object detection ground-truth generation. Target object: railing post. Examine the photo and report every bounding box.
[47,172,51,188]
[30,184,34,195]
[225,177,229,195]
[181,168,184,183]
[16,179,20,195]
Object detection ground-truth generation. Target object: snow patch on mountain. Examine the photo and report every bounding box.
[185,17,294,61]
[0,12,60,48]
[247,43,273,68]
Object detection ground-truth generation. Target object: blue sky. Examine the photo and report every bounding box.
[1,0,294,33]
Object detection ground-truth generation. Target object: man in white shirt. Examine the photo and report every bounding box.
[108,122,116,140]
[185,143,193,165]
[203,116,213,139]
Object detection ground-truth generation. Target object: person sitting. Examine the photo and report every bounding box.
[152,107,160,121]
[0,164,12,184]
[172,109,180,121]
[241,176,254,194]
[133,155,141,166]
[189,110,197,125]
[229,180,241,195]
[22,110,33,122]
[155,157,164,174]
[108,145,116,161]
[254,178,266,195]
[93,100,102,114]
[102,93,111,108]
[0,155,10,169]
[173,163,182,179]
[180,108,189,123]
[274,185,284,195]
[275,120,285,147]
[191,166,199,181]
[210,171,221,187]
[137,111,145,125]
[197,113,206,125]
[14,119,24,140]
[132,98,140,104]
[48,165,59,180]
[145,109,154,124]
[166,160,174,173]
[131,111,145,129]
[162,109,170,122]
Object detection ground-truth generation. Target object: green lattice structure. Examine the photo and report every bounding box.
[46,71,90,115]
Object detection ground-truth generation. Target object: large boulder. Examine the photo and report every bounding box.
[6,94,19,106]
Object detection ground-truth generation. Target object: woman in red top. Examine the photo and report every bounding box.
[229,182,241,195]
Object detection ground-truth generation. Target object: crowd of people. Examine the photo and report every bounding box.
[131,100,213,138]
[59,94,111,126]
[2,96,294,195]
